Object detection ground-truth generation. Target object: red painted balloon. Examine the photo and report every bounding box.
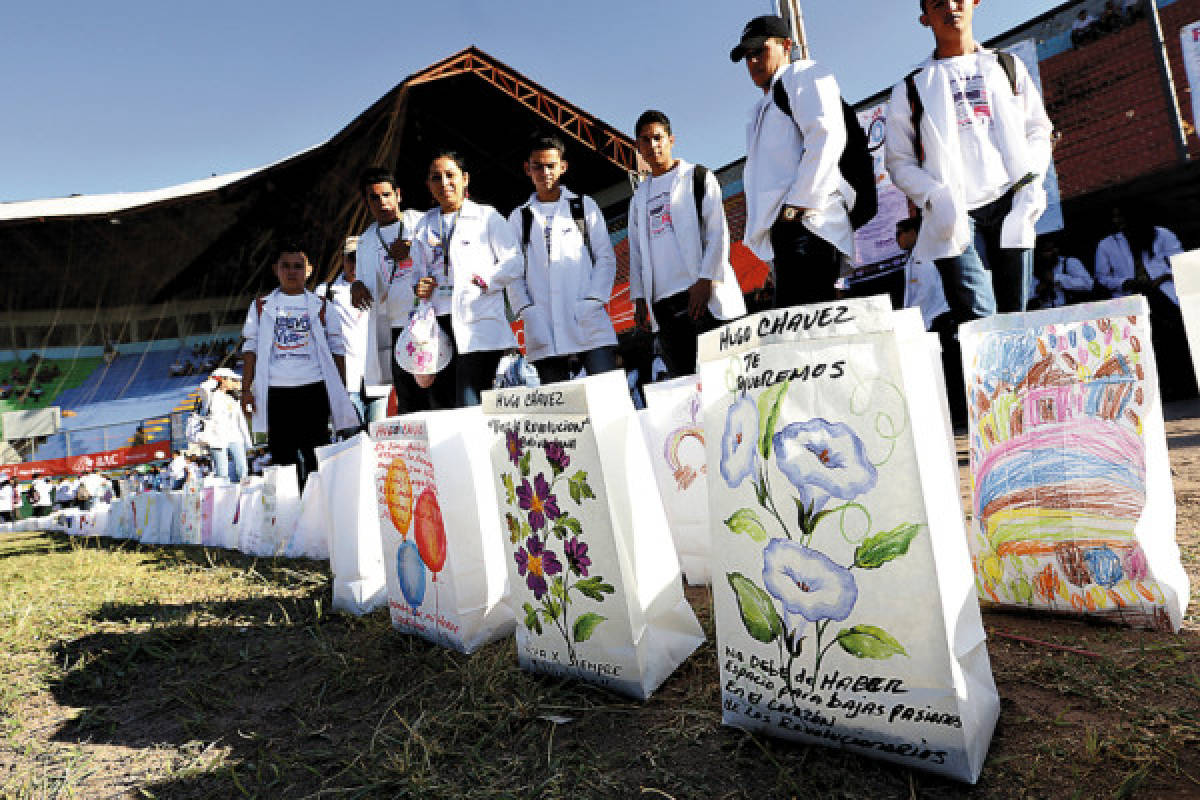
[413,487,447,578]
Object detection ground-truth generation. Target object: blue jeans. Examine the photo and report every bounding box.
[934,191,1033,324]
[211,441,248,483]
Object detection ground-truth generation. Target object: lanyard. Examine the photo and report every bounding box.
[438,211,458,281]
[375,221,406,284]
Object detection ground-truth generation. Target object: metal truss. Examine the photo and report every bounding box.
[410,47,640,172]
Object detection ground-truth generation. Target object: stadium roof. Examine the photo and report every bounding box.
[0,47,638,312]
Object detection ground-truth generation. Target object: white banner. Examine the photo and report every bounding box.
[1183,21,1200,137]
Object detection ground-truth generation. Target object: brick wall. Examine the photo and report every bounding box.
[1040,0,1200,198]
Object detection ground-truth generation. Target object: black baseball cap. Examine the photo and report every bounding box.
[730,15,791,62]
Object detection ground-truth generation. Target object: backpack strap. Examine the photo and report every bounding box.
[317,296,327,328]
[568,195,594,266]
[255,296,266,320]
[997,50,1019,95]
[520,206,534,251]
[905,69,925,166]
[691,164,710,243]
[771,77,792,119]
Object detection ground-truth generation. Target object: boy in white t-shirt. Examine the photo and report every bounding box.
[885,0,1053,326]
[241,243,358,487]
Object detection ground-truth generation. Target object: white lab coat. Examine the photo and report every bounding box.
[627,159,746,325]
[207,388,252,449]
[241,289,359,435]
[410,200,524,354]
[506,188,618,361]
[317,274,371,392]
[743,61,856,262]
[885,48,1054,262]
[1028,256,1094,308]
[1095,228,1183,305]
[356,210,424,383]
[903,254,951,330]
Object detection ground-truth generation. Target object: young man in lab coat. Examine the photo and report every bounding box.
[734,14,855,308]
[627,110,745,378]
[507,135,619,385]
[885,0,1054,325]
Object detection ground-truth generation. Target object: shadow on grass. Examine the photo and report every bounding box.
[39,587,984,800]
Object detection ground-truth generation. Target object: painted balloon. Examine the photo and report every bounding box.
[413,487,447,578]
[384,457,413,538]
[396,540,427,607]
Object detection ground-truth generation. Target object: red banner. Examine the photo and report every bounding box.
[2,442,170,480]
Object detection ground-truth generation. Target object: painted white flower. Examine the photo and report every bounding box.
[772,418,877,512]
[720,394,759,488]
[762,538,858,636]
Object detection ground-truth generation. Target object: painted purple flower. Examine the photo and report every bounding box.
[406,341,417,356]
[564,535,591,577]
[772,419,877,513]
[720,393,759,488]
[544,441,571,472]
[762,538,858,636]
[505,429,522,466]
[514,535,563,600]
[516,473,561,531]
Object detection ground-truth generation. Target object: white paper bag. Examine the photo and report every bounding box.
[699,298,998,783]
[1170,249,1200,394]
[238,466,301,557]
[318,433,387,615]
[960,296,1190,632]
[371,410,514,653]
[207,484,240,551]
[483,372,705,700]
[640,375,711,585]
[286,472,332,560]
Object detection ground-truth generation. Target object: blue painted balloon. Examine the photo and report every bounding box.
[1083,546,1123,588]
[397,540,427,607]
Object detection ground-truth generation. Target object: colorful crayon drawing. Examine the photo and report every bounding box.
[664,392,706,491]
[966,312,1171,630]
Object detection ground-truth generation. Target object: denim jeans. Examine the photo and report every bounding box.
[534,346,618,385]
[455,350,506,408]
[934,191,1032,324]
[770,217,842,309]
[212,441,249,483]
[652,291,719,379]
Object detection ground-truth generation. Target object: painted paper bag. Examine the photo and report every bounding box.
[1170,249,1200,392]
[371,410,514,654]
[286,471,332,560]
[699,298,998,783]
[210,483,241,551]
[483,372,705,700]
[640,375,711,585]
[110,496,134,540]
[960,296,1190,631]
[233,480,263,552]
[238,466,301,557]
[318,433,387,615]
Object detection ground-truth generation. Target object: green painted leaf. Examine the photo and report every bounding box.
[519,450,531,478]
[757,380,790,457]
[543,599,562,620]
[567,470,595,506]
[552,514,582,540]
[501,473,516,506]
[727,572,782,644]
[572,612,607,642]
[520,519,532,541]
[550,576,567,603]
[522,602,543,635]
[853,523,920,569]
[724,508,769,543]
[836,625,908,659]
[573,576,615,602]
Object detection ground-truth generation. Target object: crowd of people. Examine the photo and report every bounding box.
[6,7,1193,502]
[0,355,62,403]
[168,338,239,377]
[229,5,1086,485]
[1072,0,1145,48]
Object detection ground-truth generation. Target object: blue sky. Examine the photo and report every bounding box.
[0,0,1058,203]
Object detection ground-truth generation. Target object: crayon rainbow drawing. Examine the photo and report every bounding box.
[966,313,1170,630]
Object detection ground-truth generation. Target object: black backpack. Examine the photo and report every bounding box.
[904,50,1019,166]
[772,77,878,230]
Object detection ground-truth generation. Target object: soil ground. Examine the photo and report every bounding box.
[1,404,1198,799]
